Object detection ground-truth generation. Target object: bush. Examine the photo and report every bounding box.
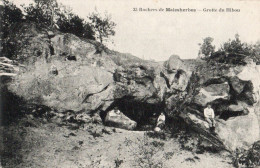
[23,0,96,40]
[1,0,24,38]
[56,13,95,40]
[209,51,247,66]
[237,141,260,168]
[1,0,24,59]
[206,34,259,65]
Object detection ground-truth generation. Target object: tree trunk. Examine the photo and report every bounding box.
[99,33,103,44]
[51,6,54,28]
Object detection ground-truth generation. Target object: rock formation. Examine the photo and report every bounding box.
[2,22,260,151]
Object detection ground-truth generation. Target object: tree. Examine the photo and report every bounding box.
[82,23,95,40]
[1,0,24,59]
[220,34,247,54]
[198,37,215,59]
[219,34,257,60]
[88,12,116,44]
[207,34,260,65]
[1,0,24,38]
[23,0,95,40]
[56,10,95,40]
[57,14,84,35]
[24,0,59,28]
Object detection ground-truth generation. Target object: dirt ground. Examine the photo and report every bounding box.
[0,117,233,168]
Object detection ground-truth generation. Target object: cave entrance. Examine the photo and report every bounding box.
[104,97,165,130]
[219,110,246,120]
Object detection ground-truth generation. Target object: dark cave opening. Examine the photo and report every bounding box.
[101,97,165,130]
[219,110,245,120]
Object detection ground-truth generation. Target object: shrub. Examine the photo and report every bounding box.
[205,34,260,65]
[56,13,95,40]
[237,141,260,168]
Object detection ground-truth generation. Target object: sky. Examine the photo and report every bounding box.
[10,0,260,61]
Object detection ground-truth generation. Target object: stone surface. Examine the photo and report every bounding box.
[216,108,260,151]
[228,103,244,112]
[104,110,137,130]
[113,65,161,104]
[4,22,260,150]
[164,55,184,72]
[194,82,230,106]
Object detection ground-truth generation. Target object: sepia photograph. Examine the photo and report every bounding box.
[0,0,260,167]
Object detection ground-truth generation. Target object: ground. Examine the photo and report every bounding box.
[0,116,233,168]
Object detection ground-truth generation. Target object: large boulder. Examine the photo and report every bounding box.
[180,106,259,151]
[216,108,260,151]
[164,55,184,72]
[161,69,190,91]
[113,65,161,104]
[104,110,137,130]
[9,60,115,112]
[194,82,230,106]
[179,110,227,150]
[6,22,120,112]
[236,62,260,103]
[161,55,192,92]
[153,75,168,101]
[83,84,116,112]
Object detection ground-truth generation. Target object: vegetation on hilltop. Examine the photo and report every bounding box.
[198,34,260,65]
[1,0,116,59]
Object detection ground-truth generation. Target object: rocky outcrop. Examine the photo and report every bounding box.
[181,60,260,151]
[3,22,260,151]
[5,22,165,127]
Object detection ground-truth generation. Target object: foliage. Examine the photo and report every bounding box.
[248,40,260,64]
[56,12,95,40]
[23,0,59,28]
[206,34,260,65]
[89,12,116,44]
[23,0,96,40]
[220,34,252,56]
[1,0,115,60]
[1,0,24,59]
[198,37,215,59]
[1,0,24,38]
[235,141,260,168]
